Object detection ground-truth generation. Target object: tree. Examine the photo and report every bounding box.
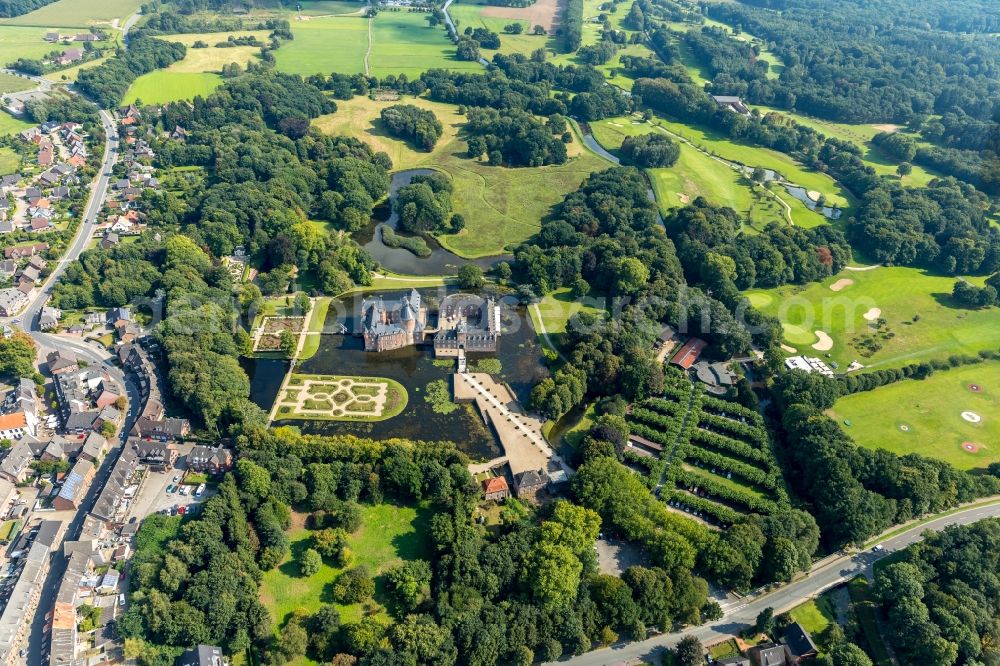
[278,621,308,659]
[99,421,116,438]
[236,459,272,504]
[279,329,296,357]
[505,22,524,34]
[896,161,912,177]
[615,257,650,294]
[300,548,322,576]
[457,264,484,289]
[755,607,775,637]
[531,47,546,61]
[294,292,311,314]
[830,643,873,666]
[675,635,704,666]
[533,24,546,35]
[333,567,375,604]
[0,332,38,381]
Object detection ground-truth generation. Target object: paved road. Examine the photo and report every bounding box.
[550,501,1000,666]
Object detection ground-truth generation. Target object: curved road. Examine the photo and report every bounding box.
[549,500,1000,666]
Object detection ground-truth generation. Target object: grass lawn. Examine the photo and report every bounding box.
[829,362,1000,470]
[123,71,222,105]
[0,148,20,174]
[314,95,606,257]
[788,596,836,645]
[0,0,141,27]
[535,286,606,340]
[0,72,32,93]
[746,266,999,369]
[275,15,369,75]
[259,504,432,629]
[0,110,31,137]
[369,11,481,79]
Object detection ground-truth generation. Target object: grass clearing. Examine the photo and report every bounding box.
[275,15,369,75]
[315,95,606,257]
[0,72,32,93]
[829,362,1000,470]
[259,504,431,628]
[0,148,20,174]
[746,266,999,369]
[0,0,141,27]
[788,596,836,643]
[0,110,32,137]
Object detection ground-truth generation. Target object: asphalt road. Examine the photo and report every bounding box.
[550,500,1000,666]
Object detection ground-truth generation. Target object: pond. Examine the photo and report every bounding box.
[784,185,843,220]
[358,169,511,276]
[250,287,550,461]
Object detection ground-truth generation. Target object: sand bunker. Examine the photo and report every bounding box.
[863,307,881,321]
[811,331,833,351]
[830,278,854,292]
[676,193,691,204]
[962,411,983,423]
[806,190,822,202]
[780,344,797,354]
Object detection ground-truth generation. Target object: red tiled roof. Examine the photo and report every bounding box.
[482,477,509,494]
[670,337,707,370]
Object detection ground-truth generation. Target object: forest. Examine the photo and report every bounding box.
[0,0,53,16]
[874,519,1000,665]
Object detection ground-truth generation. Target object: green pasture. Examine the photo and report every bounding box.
[122,71,222,105]
[259,504,431,628]
[746,266,999,368]
[830,362,1000,471]
[0,111,31,137]
[274,15,368,75]
[0,0,141,27]
[369,11,481,78]
[0,72,32,93]
[0,26,83,65]
[315,95,606,257]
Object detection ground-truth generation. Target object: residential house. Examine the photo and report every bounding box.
[37,143,53,166]
[5,243,47,260]
[782,623,818,662]
[0,261,14,278]
[132,439,179,469]
[0,441,34,482]
[132,415,190,442]
[0,288,28,316]
[187,445,232,473]
[29,216,52,233]
[79,432,109,463]
[481,476,510,502]
[170,125,188,141]
[512,469,548,501]
[97,568,120,594]
[39,306,60,330]
[15,281,31,296]
[0,221,12,235]
[718,658,751,666]
[74,33,100,42]
[100,231,119,249]
[50,185,70,200]
[44,31,61,41]
[749,643,792,666]
[55,48,83,66]
[2,379,39,438]
[0,409,27,446]
[46,350,78,375]
[89,446,138,523]
[176,644,227,666]
[52,458,95,510]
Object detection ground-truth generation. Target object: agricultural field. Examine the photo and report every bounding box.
[368,11,481,78]
[829,362,1000,471]
[274,15,369,75]
[626,378,787,527]
[746,266,1000,369]
[0,26,83,66]
[273,374,409,422]
[591,115,820,230]
[314,95,605,257]
[122,31,268,104]
[260,504,431,632]
[0,0,141,27]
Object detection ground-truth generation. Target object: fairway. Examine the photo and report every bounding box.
[259,504,431,628]
[591,116,826,230]
[369,11,481,78]
[274,15,368,75]
[315,95,606,257]
[829,362,1000,470]
[0,0,141,27]
[747,266,1000,369]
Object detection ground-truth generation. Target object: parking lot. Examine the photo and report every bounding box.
[125,448,214,521]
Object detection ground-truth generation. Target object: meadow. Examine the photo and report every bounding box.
[314,95,606,257]
[746,266,1000,369]
[0,0,141,27]
[123,71,222,105]
[368,11,482,78]
[274,15,369,75]
[0,110,31,136]
[0,147,21,173]
[0,72,32,93]
[591,115,814,230]
[259,504,431,631]
[829,362,1000,470]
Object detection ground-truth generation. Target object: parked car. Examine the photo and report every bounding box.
[165,485,175,494]
[177,506,186,515]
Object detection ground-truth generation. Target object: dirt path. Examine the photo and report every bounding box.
[364,13,373,76]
